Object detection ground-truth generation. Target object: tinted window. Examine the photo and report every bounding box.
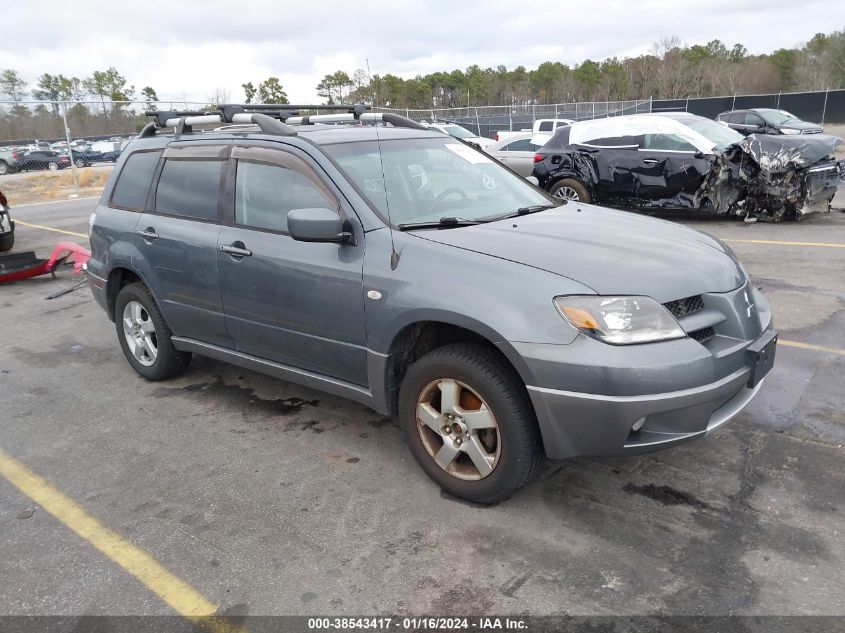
[502,138,533,152]
[538,121,554,131]
[642,133,697,151]
[110,150,162,210]
[155,159,223,220]
[582,135,642,147]
[744,112,764,126]
[235,161,334,233]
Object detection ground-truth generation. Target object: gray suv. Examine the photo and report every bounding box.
[88,104,777,503]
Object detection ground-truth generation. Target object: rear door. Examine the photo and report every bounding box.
[217,144,367,386]
[134,144,230,347]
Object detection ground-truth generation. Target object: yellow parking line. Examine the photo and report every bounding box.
[778,339,845,356]
[724,238,845,249]
[0,447,238,633]
[14,219,88,239]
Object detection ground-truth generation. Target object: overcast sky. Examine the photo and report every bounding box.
[4,0,844,104]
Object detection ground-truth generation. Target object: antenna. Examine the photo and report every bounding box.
[368,59,399,269]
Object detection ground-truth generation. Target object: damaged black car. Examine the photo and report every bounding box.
[532,113,842,221]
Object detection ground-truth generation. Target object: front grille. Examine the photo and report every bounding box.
[663,295,704,318]
[689,327,715,343]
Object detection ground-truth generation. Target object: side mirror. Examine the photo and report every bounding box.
[287,208,351,244]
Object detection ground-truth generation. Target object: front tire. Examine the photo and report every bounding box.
[47,161,59,171]
[114,282,191,380]
[550,178,591,203]
[398,343,543,504]
[0,231,13,252]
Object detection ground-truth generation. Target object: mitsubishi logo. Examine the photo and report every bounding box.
[743,289,756,318]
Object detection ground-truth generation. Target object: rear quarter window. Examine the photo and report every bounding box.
[110,150,162,210]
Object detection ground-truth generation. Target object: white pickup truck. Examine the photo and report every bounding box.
[495,118,574,142]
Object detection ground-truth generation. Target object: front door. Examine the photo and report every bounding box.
[217,145,368,386]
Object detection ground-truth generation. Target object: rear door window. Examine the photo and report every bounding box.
[537,121,554,132]
[110,150,162,210]
[155,159,225,221]
[502,138,533,152]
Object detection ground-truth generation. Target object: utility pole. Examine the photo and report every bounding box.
[61,102,80,199]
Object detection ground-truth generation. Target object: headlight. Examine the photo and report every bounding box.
[554,296,685,345]
[780,128,801,135]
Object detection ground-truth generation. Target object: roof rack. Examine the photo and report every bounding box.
[138,103,426,138]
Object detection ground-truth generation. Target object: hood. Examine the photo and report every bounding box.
[779,120,823,132]
[734,133,841,172]
[413,205,744,303]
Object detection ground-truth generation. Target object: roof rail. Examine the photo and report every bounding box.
[282,111,427,130]
[142,108,297,137]
[139,103,425,137]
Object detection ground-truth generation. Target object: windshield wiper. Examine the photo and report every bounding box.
[490,203,560,221]
[397,217,485,231]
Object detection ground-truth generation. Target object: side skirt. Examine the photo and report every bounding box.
[171,337,392,415]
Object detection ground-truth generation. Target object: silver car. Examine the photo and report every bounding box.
[486,133,546,177]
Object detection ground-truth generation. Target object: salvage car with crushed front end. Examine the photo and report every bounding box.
[532,113,841,221]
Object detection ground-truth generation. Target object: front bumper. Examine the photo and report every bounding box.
[512,284,775,460]
[527,363,766,459]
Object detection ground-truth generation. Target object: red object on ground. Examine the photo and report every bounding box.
[0,241,91,284]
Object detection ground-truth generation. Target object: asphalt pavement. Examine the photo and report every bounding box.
[0,196,843,618]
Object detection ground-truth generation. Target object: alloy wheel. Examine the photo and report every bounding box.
[122,300,158,366]
[415,378,501,480]
[553,185,579,200]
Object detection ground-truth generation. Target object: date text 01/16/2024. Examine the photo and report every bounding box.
[307,617,528,630]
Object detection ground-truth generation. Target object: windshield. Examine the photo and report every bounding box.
[439,125,476,139]
[758,109,799,126]
[324,137,556,226]
[683,117,744,151]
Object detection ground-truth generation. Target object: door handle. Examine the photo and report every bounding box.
[136,228,159,240]
[641,158,659,165]
[220,243,252,257]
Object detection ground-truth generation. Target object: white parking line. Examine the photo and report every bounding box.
[12,196,100,208]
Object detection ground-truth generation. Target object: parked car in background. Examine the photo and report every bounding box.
[424,122,495,151]
[17,150,71,172]
[0,147,25,176]
[716,108,823,136]
[64,144,122,167]
[532,112,841,220]
[0,189,14,251]
[496,118,574,142]
[486,132,546,177]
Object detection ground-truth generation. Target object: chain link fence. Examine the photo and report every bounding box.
[0,100,207,203]
[374,100,652,139]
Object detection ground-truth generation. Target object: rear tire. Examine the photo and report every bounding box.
[114,282,191,381]
[398,343,543,504]
[74,158,86,168]
[0,232,13,252]
[0,161,8,176]
[550,178,591,203]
